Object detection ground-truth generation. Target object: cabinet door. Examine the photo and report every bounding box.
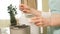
[42,0,49,12]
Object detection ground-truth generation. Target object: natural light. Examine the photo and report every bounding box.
[0,0,21,19]
[0,0,42,20]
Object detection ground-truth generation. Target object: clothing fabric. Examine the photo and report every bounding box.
[48,0,60,34]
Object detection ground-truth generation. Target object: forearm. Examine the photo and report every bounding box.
[30,8,41,16]
[48,14,60,26]
[41,12,60,26]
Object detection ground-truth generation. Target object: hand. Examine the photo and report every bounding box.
[30,16,50,27]
[19,4,41,16]
[19,4,31,13]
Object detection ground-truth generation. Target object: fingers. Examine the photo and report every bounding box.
[19,4,28,10]
[19,4,24,11]
[30,16,44,27]
[22,9,30,13]
[19,4,31,13]
[19,4,41,16]
[35,22,44,27]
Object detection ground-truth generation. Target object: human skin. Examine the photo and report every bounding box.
[19,4,60,27]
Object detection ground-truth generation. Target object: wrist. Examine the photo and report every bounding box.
[41,12,51,26]
[41,12,51,18]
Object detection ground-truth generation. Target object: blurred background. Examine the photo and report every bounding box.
[0,0,50,34]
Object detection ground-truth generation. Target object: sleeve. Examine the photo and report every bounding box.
[48,0,60,34]
[49,0,60,14]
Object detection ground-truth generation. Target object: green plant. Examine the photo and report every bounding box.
[7,4,17,26]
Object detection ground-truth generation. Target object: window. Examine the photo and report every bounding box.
[0,0,21,19]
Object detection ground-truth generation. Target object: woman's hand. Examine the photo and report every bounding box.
[19,4,60,27]
[19,4,50,27]
[19,4,31,13]
[30,16,50,27]
[19,4,41,16]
